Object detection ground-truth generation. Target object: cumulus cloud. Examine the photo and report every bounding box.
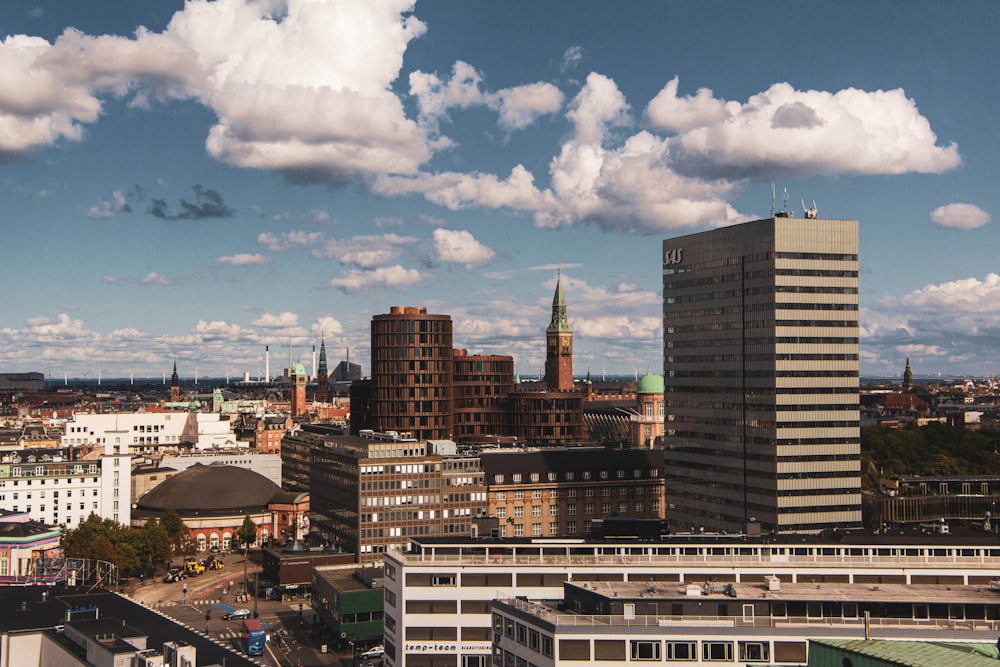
[409,60,563,132]
[378,73,959,234]
[313,233,418,268]
[432,228,495,268]
[861,273,1000,376]
[656,81,961,180]
[930,203,992,230]
[491,83,563,131]
[0,0,430,180]
[328,265,422,294]
[215,253,270,266]
[313,315,344,337]
[252,311,301,329]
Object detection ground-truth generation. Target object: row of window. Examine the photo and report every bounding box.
[496,501,654,518]
[494,469,658,484]
[499,486,650,501]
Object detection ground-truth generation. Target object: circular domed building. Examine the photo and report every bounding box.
[633,373,665,448]
[132,463,308,552]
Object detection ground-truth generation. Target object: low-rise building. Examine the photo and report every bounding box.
[383,533,1000,667]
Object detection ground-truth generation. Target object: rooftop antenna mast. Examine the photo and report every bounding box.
[770,183,776,217]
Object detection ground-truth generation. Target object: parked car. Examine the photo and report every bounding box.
[222,608,252,621]
[361,645,384,659]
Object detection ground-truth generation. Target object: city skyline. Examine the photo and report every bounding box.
[2,1,999,380]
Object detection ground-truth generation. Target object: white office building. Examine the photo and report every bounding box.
[662,216,861,534]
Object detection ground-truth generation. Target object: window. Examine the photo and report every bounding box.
[665,641,696,660]
[514,506,524,518]
[431,575,456,586]
[549,505,559,516]
[531,489,541,499]
[567,521,577,533]
[567,504,577,515]
[739,642,769,662]
[530,473,539,482]
[513,524,524,536]
[531,523,542,536]
[514,491,524,500]
[584,503,594,515]
[548,522,559,534]
[703,642,733,661]
[531,506,541,517]
[602,503,611,514]
[549,488,558,499]
[631,641,661,660]
[496,491,506,501]
[497,507,506,518]
[512,474,522,483]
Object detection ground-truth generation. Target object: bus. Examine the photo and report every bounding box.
[241,618,266,656]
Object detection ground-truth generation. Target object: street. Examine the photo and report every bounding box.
[125,552,358,667]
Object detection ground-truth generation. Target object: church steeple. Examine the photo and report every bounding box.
[170,360,180,402]
[547,269,572,335]
[903,357,914,392]
[545,271,574,391]
[316,338,329,403]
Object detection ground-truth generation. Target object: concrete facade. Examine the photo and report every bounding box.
[662,217,861,534]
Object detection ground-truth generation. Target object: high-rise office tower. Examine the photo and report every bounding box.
[662,216,862,534]
[371,306,454,440]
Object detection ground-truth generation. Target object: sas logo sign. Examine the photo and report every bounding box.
[663,248,684,266]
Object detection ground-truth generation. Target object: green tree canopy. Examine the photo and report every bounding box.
[237,514,257,550]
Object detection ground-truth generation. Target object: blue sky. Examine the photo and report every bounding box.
[2,0,999,381]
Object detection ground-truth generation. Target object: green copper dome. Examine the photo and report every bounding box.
[637,373,664,394]
[291,362,307,376]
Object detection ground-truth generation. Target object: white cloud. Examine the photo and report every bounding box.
[1,0,431,179]
[560,46,584,74]
[251,311,301,329]
[658,81,961,179]
[312,316,344,337]
[930,203,992,230]
[87,189,130,218]
[257,230,321,251]
[410,60,562,132]
[861,273,1000,376]
[215,253,270,266]
[433,228,495,268]
[141,272,171,285]
[490,82,563,131]
[313,233,418,268]
[328,265,422,294]
[378,74,959,234]
[644,76,729,132]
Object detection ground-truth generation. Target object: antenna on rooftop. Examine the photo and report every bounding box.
[801,197,818,219]
[770,183,776,217]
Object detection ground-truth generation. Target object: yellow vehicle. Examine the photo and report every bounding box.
[184,558,205,576]
[204,555,224,570]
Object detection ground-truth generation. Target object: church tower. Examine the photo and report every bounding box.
[903,357,914,392]
[170,360,180,402]
[315,339,329,403]
[545,271,574,391]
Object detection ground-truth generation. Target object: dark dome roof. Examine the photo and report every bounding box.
[136,464,280,513]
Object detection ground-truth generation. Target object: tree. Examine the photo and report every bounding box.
[238,514,257,551]
[159,507,186,552]
[237,514,257,596]
[140,518,172,576]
